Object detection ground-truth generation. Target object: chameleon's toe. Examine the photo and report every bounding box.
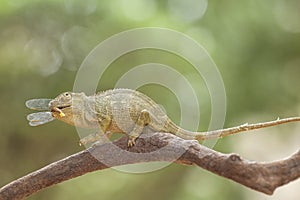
[79,139,87,146]
[79,137,90,146]
[127,137,136,147]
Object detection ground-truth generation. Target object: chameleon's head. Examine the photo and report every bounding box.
[49,92,87,125]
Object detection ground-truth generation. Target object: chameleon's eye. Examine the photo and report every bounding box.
[64,92,71,97]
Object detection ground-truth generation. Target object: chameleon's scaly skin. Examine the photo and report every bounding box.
[49,89,204,146]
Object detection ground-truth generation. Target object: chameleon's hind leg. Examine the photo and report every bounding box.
[128,109,151,147]
[79,117,111,146]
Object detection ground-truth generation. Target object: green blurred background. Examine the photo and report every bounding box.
[1,0,300,199]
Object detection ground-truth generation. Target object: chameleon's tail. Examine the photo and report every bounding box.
[165,117,300,141]
[162,120,204,140]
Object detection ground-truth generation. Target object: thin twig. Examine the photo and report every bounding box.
[199,117,300,139]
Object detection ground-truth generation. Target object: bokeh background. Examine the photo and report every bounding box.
[1,0,300,199]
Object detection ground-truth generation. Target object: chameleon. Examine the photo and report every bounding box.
[27,88,222,147]
[48,89,210,147]
[26,89,300,147]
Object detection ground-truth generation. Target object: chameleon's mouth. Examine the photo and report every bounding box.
[50,105,70,112]
[57,105,71,110]
[50,105,71,117]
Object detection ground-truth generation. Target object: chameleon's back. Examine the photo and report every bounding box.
[95,88,170,134]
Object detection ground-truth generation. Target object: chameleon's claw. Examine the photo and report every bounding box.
[127,136,136,147]
[79,139,87,146]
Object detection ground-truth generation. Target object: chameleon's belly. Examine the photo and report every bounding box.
[108,119,135,134]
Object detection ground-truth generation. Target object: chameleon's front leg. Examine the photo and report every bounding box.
[128,109,151,147]
[79,117,111,146]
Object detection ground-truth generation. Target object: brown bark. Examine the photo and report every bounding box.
[0,132,300,200]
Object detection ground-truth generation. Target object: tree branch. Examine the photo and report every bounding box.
[1,131,300,200]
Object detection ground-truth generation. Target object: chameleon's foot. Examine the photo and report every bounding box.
[79,140,87,146]
[127,136,137,147]
[79,139,87,146]
[127,109,150,147]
